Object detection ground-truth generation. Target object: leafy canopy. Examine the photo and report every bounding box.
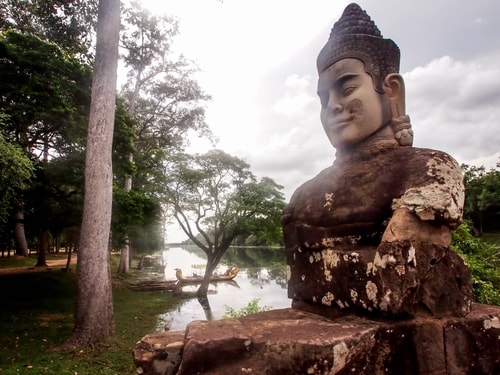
[164,149,285,252]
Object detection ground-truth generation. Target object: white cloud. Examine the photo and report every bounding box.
[473,17,488,25]
[271,74,316,117]
[405,56,500,162]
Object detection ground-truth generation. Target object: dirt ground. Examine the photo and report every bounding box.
[0,255,77,275]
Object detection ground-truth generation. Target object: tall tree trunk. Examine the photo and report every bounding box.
[36,230,48,266]
[64,246,73,272]
[197,257,217,297]
[63,0,120,348]
[117,154,133,274]
[137,252,145,270]
[14,209,28,256]
[117,236,130,273]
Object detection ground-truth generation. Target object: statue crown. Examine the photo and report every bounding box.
[317,3,400,93]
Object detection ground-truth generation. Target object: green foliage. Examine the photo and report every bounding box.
[164,150,285,254]
[111,185,163,253]
[222,298,272,318]
[112,97,137,180]
[0,127,34,226]
[462,161,500,233]
[0,0,98,63]
[0,30,92,155]
[451,222,500,305]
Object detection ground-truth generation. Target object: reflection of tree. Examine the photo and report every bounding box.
[222,247,285,268]
[197,295,214,321]
[245,266,287,289]
[142,254,165,274]
[268,267,287,289]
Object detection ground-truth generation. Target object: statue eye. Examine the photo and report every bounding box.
[343,85,356,96]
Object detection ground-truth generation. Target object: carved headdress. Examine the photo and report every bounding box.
[317,3,400,94]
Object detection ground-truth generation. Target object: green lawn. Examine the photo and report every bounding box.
[0,254,181,374]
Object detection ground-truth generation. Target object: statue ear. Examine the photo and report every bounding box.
[383,73,405,118]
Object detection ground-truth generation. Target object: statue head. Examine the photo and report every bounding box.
[317,3,413,151]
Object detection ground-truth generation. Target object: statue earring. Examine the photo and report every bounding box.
[391,115,413,146]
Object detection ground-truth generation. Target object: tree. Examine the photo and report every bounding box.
[163,149,286,296]
[463,161,500,233]
[451,222,500,305]
[115,1,211,273]
[0,30,92,256]
[0,0,98,63]
[64,0,120,347]
[0,126,34,253]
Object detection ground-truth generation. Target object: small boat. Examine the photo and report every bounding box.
[128,279,179,292]
[175,266,239,284]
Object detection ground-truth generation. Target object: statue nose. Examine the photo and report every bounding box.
[326,92,344,114]
[331,101,344,114]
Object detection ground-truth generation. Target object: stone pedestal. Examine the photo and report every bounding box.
[133,304,500,375]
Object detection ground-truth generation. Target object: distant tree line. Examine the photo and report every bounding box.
[462,161,500,234]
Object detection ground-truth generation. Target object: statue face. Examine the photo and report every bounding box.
[318,58,391,150]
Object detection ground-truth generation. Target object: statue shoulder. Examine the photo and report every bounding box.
[392,147,464,226]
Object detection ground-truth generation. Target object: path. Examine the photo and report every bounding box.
[0,255,77,275]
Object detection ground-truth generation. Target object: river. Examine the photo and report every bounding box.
[144,246,290,331]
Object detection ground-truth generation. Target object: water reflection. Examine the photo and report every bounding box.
[155,246,290,331]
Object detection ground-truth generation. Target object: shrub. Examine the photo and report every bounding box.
[451,222,500,305]
[222,298,272,318]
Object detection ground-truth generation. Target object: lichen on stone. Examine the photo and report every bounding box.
[407,245,416,267]
[322,249,341,269]
[323,192,335,209]
[324,268,332,282]
[483,316,500,329]
[322,237,336,248]
[373,251,396,273]
[395,265,405,276]
[321,291,335,306]
[332,341,349,374]
[379,289,393,311]
[366,262,374,276]
[350,289,358,303]
[366,281,378,305]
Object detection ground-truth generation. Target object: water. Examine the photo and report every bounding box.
[148,246,290,331]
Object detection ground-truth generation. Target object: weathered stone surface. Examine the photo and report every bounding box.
[133,331,185,375]
[133,304,500,375]
[283,148,472,318]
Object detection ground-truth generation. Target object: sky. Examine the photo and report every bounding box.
[139,0,500,242]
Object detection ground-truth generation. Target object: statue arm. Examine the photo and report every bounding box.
[381,152,464,247]
[381,207,451,247]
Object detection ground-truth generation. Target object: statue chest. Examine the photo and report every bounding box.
[288,157,407,235]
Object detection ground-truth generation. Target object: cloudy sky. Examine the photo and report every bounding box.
[140,0,500,241]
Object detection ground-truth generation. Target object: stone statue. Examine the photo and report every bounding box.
[282,3,472,318]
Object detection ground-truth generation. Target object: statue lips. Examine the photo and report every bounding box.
[328,117,353,131]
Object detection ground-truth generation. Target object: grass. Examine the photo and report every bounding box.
[481,232,500,247]
[0,254,182,374]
